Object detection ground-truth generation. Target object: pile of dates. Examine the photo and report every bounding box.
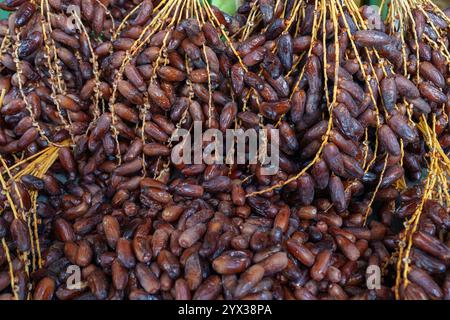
[0,0,448,300]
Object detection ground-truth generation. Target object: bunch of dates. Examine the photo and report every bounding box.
[0,0,448,300]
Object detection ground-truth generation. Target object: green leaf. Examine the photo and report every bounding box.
[210,0,240,15]
[0,9,10,20]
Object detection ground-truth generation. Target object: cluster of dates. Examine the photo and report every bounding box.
[0,0,449,300]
